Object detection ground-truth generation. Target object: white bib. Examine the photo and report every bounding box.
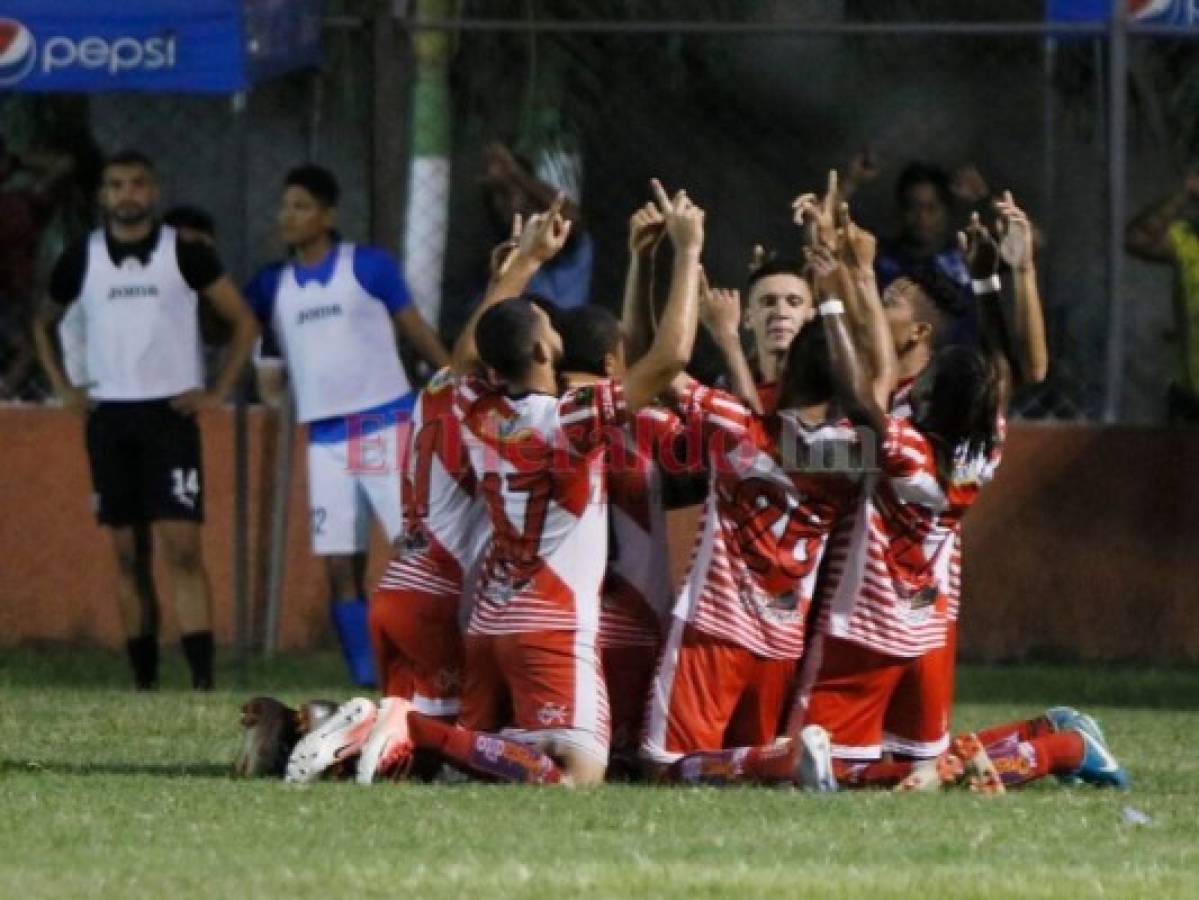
[78,225,203,401]
[271,243,410,423]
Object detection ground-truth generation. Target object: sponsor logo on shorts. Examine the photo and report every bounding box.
[537,702,568,727]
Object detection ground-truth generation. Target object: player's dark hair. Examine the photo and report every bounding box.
[103,148,155,175]
[285,164,340,208]
[475,297,543,382]
[896,269,965,348]
[780,320,834,407]
[747,256,807,294]
[560,306,622,376]
[915,345,1003,474]
[896,162,953,211]
[163,205,216,238]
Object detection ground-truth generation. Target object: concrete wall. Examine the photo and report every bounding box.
[2,408,1197,662]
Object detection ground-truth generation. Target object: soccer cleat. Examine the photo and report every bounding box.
[795,725,838,792]
[233,697,300,778]
[296,699,341,737]
[953,733,1005,796]
[1070,727,1130,790]
[285,697,378,784]
[1045,706,1106,785]
[356,697,416,785]
[895,752,966,792]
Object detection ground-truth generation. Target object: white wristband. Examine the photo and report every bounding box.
[972,275,1001,294]
[818,299,845,317]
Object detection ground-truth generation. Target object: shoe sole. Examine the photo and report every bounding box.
[797,725,838,792]
[285,698,377,784]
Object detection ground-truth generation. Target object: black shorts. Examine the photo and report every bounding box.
[85,400,205,528]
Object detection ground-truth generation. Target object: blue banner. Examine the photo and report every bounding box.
[1047,0,1199,27]
[0,0,320,94]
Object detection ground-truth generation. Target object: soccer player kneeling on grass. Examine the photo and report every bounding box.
[285,181,706,786]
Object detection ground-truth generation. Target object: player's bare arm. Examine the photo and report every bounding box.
[393,305,451,370]
[172,275,260,415]
[808,244,888,436]
[622,180,704,414]
[450,193,571,376]
[835,201,898,408]
[700,273,763,415]
[1124,170,1199,263]
[32,297,87,412]
[959,213,1015,410]
[621,202,666,365]
[994,191,1049,384]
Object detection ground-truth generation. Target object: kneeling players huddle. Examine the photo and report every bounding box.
[235,176,1130,794]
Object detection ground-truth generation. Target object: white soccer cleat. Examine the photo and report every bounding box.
[285,697,378,784]
[356,697,417,785]
[796,725,838,792]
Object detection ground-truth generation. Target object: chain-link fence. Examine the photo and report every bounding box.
[5,5,1199,422]
[0,17,374,401]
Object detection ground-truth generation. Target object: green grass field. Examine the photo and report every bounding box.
[1,649,1196,899]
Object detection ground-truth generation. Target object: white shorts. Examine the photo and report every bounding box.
[306,422,404,555]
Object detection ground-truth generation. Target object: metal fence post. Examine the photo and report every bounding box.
[1104,2,1129,423]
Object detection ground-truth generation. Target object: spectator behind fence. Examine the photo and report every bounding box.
[0,137,75,399]
[844,155,985,345]
[1125,164,1199,424]
[482,141,593,309]
[33,149,259,691]
[245,163,450,688]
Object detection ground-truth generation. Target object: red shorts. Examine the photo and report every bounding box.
[369,586,464,717]
[801,633,952,762]
[601,642,660,755]
[882,621,956,757]
[641,619,797,765]
[460,629,609,764]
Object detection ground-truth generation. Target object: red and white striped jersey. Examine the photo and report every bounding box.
[600,406,683,649]
[455,376,628,636]
[673,383,864,660]
[819,415,1004,658]
[377,368,490,607]
[888,375,963,620]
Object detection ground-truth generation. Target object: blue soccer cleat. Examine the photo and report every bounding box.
[1069,726,1131,790]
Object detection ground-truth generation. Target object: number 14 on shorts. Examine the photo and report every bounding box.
[171,467,200,509]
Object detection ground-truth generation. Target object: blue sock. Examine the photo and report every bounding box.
[330,597,377,687]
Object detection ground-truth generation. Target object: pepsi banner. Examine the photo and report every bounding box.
[0,0,321,94]
[1047,0,1199,27]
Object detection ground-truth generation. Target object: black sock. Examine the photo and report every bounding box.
[126,635,159,690]
[180,630,215,691]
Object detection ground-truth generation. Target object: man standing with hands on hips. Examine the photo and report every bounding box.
[34,149,259,691]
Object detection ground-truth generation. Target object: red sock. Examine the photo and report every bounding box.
[406,713,562,784]
[975,715,1054,750]
[985,731,1084,787]
[668,743,795,785]
[833,759,916,789]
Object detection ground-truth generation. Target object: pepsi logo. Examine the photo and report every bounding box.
[0,19,36,87]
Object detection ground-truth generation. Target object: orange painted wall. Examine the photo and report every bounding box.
[2,409,1197,662]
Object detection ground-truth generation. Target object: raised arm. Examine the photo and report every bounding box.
[994,191,1048,384]
[836,204,897,407]
[808,246,887,435]
[700,274,763,415]
[1125,172,1197,263]
[451,195,570,376]
[960,214,1015,409]
[621,202,665,365]
[623,181,704,414]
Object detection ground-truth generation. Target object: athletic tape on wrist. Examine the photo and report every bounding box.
[818,299,845,317]
[972,275,1001,294]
